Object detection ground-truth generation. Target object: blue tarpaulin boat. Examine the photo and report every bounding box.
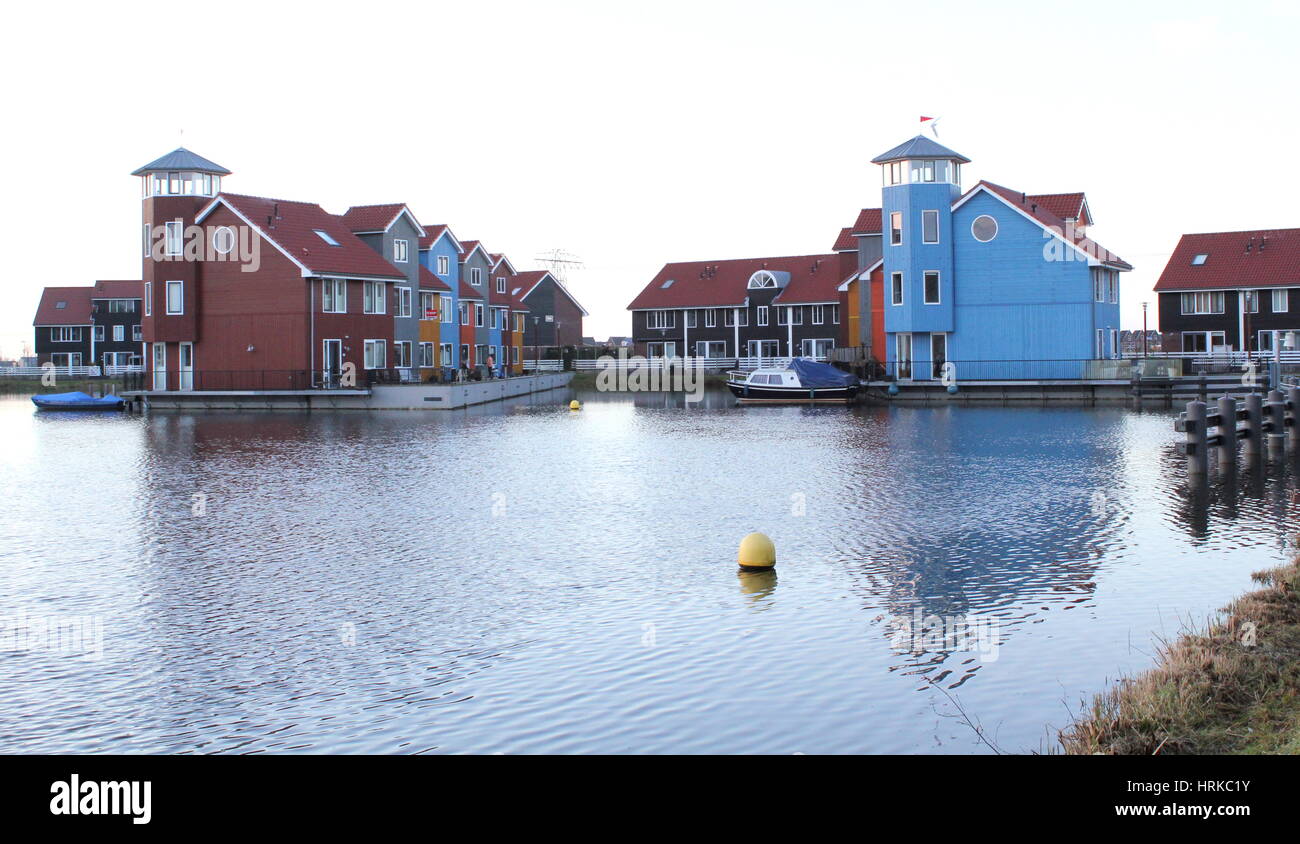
[726,358,859,403]
[31,391,124,410]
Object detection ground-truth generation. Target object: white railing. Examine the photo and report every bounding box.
[0,365,145,378]
[523,356,824,372]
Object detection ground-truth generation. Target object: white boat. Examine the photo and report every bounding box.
[725,358,859,404]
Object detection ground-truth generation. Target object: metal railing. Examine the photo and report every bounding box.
[523,356,828,372]
[880,358,1157,382]
[0,365,145,378]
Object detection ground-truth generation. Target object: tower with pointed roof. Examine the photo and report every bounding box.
[133,148,230,389]
[873,135,969,377]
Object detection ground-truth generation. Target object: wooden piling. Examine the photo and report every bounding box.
[1267,389,1287,458]
[1243,392,1264,459]
[1185,400,1208,475]
[1216,394,1237,469]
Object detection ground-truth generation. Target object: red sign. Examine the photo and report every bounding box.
[425,309,439,320]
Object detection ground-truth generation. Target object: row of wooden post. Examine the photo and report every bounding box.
[1178,387,1300,475]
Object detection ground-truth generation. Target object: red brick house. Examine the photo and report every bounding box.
[136,148,407,390]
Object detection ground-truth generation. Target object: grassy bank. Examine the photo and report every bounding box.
[1061,548,1300,754]
[0,378,125,395]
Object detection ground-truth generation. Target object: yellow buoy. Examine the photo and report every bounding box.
[737,532,776,571]
[569,399,581,410]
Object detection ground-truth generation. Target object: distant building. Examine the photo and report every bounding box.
[33,280,142,368]
[514,271,587,348]
[1153,228,1300,353]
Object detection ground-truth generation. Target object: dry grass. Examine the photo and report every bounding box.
[1060,545,1300,755]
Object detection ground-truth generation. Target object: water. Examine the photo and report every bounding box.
[0,388,1294,754]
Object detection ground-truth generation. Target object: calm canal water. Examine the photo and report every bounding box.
[0,387,1295,754]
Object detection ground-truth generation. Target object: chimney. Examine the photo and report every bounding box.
[1246,237,1255,253]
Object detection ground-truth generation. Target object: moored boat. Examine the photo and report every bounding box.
[726,358,859,404]
[31,391,124,411]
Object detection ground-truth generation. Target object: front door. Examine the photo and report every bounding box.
[896,334,912,380]
[322,339,342,387]
[151,342,167,391]
[930,333,947,380]
[179,342,194,391]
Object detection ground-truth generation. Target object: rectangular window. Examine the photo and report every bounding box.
[144,282,151,316]
[364,281,385,314]
[684,310,697,328]
[891,272,904,306]
[890,212,903,245]
[323,278,347,313]
[1243,290,1259,314]
[94,325,104,342]
[1094,270,1104,302]
[394,239,408,263]
[475,304,484,327]
[1109,328,1119,360]
[437,255,450,275]
[165,280,183,314]
[1274,289,1289,313]
[776,307,787,326]
[470,268,482,286]
[646,310,675,330]
[459,303,469,325]
[107,299,135,313]
[113,325,124,342]
[1180,292,1226,315]
[133,325,143,341]
[441,296,453,324]
[831,304,840,324]
[440,343,453,365]
[923,271,940,305]
[1107,271,1118,304]
[419,342,434,368]
[704,309,716,328]
[363,339,386,370]
[757,305,768,326]
[496,276,506,294]
[420,291,434,319]
[922,210,939,244]
[393,341,412,368]
[51,327,82,343]
[811,304,824,324]
[165,221,183,256]
[143,224,151,258]
[396,286,412,318]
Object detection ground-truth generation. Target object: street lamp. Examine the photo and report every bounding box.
[1142,301,1149,357]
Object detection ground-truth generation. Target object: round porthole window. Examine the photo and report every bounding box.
[971,215,998,242]
[212,226,236,255]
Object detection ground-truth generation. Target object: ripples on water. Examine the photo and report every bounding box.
[0,389,1294,754]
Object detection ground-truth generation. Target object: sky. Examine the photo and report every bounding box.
[0,0,1297,359]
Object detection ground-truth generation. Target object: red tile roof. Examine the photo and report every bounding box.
[459,279,484,300]
[340,204,417,234]
[91,279,142,299]
[1153,229,1300,291]
[833,227,855,251]
[459,239,490,262]
[833,208,882,250]
[417,224,455,250]
[33,286,92,325]
[418,264,451,292]
[209,194,407,279]
[627,254,840,310]
[1026,192,1089,225]
[969,181,1130,270]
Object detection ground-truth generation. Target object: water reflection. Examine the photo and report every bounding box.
[1,390,1296,754]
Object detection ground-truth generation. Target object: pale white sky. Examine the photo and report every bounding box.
[1,0,1296,359]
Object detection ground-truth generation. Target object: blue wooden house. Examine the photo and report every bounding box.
[873,135,1131,381]
[419,225,464,368]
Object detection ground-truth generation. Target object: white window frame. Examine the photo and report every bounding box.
[1274,289,1289,313]
[364,281,386,314]
[165,280,184,315]
[757,305,768,326]
[323,278,347,313]
[144,282,151,316]
[459,302,469,325]
[396,286,412,318]
[685,310,697,329]
[394,239,408,263]
[704,309,716,328]
[132,324,143,341]
[364,339,386,370]
[419,342,434,368]
[496,276,506,294]
[470,268,482,286]
[94,325,105,342]
[811,304,824,325]
[394,340,413,369]
[1242,290,1259,314]
[890,211,903,246]
[923,271,941,305]
[113,324,124,342]
[437,255,450,275]
[441,296,453,324]
[143,224,151,258]
[164,220,183,256]
[1180,291,1225,315]
[646,310,675,330]
[475,303,484,327]
[891,272,904,306]
[922,210,940,244]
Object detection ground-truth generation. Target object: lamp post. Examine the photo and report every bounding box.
[1142,301,1149,357]
[532,316,540,373]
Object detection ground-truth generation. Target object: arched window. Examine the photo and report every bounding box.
[747,271,778,289]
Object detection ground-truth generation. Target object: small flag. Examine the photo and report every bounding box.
[920,115,940,137]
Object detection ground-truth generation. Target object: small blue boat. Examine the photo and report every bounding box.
[31,391,124,410]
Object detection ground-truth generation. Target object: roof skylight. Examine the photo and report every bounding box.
[314,230,341,247]
[1192,254,1208,266]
